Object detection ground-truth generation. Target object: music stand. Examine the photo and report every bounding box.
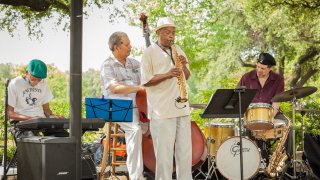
[85,97,133,122]
[201,88,256,180]
[85,97,133,178]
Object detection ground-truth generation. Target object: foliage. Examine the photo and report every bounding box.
[119,0,320,136]
[0,0,126,38]
[82,68,102,98]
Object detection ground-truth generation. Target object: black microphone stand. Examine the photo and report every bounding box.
[235,87,245,180]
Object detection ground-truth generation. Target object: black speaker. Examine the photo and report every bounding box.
[17,136,77,180]
[304,133,320,178]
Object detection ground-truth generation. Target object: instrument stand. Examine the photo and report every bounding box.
[193,118,219,180]
[205,155,219,180]
[85,98,133,180]
[285,96,300,179]
[300,110,307,152]
[271,86,318,180]
[202,88,256,180]
[235,88,245,180]
[205,119,219,180]
[286,108,311,180]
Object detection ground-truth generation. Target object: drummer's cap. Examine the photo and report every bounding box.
[257,53,276,66]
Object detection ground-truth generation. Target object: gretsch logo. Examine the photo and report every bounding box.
[230,141,250,157]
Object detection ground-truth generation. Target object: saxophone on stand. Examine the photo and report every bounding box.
[267,120,291,178]
[171,44,188,103]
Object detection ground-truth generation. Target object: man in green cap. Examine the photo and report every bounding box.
[7,59,68,138]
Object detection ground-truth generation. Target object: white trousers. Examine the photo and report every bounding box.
[118,108,144,180]
[150,116,192,180]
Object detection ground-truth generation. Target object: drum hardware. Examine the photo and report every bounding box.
[201,88,257,180]
[209,138,215,144]
[197,122,235,178]
[260,158,267,170]
[296,108,319,152]
[272,86,318,179]
[203,119,219,180]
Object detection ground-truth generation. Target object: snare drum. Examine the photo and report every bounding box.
[245,103,274,130]
[204,122,235,156]
[252,119,286,140]
[216,137,261,180]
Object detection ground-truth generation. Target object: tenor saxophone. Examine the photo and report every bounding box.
[171,45,188,103]
[267,120,291,178]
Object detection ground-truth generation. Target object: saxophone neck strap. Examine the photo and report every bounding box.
[155,41,175,65]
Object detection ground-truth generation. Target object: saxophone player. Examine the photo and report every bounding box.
[141,17,192,180]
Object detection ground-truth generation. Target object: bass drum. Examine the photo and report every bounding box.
[142,121,207,172]
[216,137,260,180]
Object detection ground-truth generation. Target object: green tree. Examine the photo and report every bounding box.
[0,0,125,37]
[82,68,102,98]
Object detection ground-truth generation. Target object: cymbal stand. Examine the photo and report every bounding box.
[300,110,306,152]
[287,96,298,179]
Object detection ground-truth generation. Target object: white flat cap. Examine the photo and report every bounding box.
[154,17,176,32]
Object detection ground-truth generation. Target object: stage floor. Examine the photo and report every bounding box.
[1,151,316,180]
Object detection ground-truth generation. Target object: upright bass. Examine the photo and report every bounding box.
[137,13,207,173]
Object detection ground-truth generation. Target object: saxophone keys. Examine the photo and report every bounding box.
[270,172,276,178]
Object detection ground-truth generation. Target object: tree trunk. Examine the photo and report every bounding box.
[238,56,255,68]
[279,55,285,77]
[290,46,319,87]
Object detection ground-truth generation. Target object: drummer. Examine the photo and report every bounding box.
[237,52,284,118]
[237,52,292,163]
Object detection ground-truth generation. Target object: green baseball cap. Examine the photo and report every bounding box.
[27,59,47,79]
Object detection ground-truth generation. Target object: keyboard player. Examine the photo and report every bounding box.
[7,59,68,139]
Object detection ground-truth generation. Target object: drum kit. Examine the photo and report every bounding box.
[191,86,318,180]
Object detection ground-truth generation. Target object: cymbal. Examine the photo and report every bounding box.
[189,103,207,109]
[272,86,317,102]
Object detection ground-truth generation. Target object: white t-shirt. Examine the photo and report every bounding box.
[8,76,54,118]
[141,43,190,119]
